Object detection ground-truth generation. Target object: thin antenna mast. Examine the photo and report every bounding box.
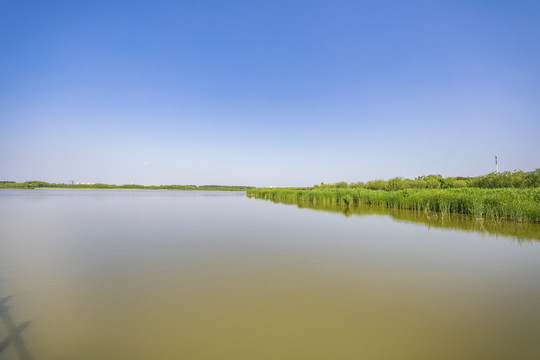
[495,156,498,173]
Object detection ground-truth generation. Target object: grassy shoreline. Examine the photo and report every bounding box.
[260,196,540,241]
[247,188,540,223]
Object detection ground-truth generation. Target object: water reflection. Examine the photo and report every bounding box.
[0,292,33,360]
[2,190,540,359]
[259,197,540,242]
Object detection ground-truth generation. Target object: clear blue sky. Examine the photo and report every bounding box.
[1,0,539,186]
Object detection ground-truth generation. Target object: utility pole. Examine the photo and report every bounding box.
[495,156,498,173]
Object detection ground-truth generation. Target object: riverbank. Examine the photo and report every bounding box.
[247,188,540,223]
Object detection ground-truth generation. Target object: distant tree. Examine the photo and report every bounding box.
[387,177,405,191]
[334,181,349,189]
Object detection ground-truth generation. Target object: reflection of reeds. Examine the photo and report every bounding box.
[250,194,540,242]
[0,296,33,360]
[247,188,540,223]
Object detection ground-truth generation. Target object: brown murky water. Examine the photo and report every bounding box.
[1,189,539,359]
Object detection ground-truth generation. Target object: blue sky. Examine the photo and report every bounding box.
[1,0,539,186]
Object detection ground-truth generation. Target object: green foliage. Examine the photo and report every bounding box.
[387,177,405,191]
[365,179,387,191]
[334,181,349,189]
[349,182,365,189]
[247,187,540,223]
[309,168,540,191]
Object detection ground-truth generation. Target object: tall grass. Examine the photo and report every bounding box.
[247,188,540,223]
[264,196,540,242]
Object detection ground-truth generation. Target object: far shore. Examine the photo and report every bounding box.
[0,181,254,191]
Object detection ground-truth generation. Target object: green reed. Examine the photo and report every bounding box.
[264,196,540,242]
[247,188,540,223]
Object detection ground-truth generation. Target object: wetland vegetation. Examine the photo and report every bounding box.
[248,169,540,223]
[256,196,540,242]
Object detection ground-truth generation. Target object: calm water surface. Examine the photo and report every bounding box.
[1,189,539,359]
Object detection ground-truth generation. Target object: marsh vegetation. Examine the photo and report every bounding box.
[248,169,540,223]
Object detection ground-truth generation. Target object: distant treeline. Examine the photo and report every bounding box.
[0,181,254,191]
[314,169,540,191]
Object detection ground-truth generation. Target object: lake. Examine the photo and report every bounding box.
[1,189,539,359]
